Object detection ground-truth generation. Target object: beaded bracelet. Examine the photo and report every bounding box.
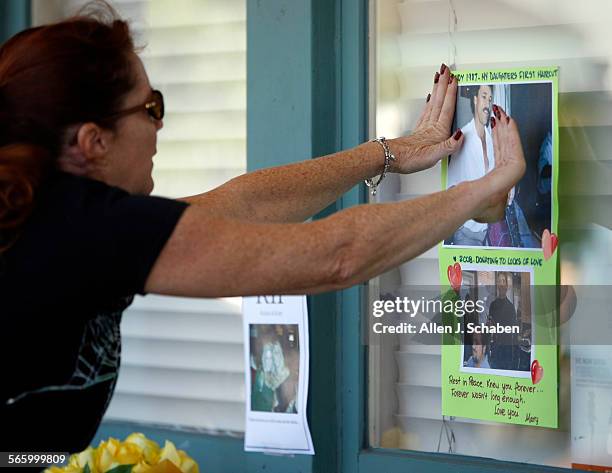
[364,137,396,196]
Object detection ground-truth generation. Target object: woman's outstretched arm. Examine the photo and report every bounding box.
[179,65,463,223]
[145,107,525,298]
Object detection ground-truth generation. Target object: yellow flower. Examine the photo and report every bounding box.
[44,466,82,473]
[158,441,199,473]
[94,438,118,472]
[131,460,155,473]
[44,447,96,473]
[177,451,199,473]
[94,437,143,472]
[74,446,96,471]
[125,432,161,464]
[45,433,198,473]
[158,441,181,468]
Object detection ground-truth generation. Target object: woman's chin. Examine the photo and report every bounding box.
[145,177,155,195]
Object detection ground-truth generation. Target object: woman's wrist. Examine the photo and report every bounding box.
[454,179,494,221]
[356,140,392,179]
[383,138,406,173]
[466,174,511,223]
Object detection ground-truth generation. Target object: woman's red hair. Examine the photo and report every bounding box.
[0,3,136,250]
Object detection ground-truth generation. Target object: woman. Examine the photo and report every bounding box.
[0,7,525,452]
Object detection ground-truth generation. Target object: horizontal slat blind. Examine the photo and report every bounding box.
[373,0,612,467]
[111,0,247,433]
[33,0,247,432]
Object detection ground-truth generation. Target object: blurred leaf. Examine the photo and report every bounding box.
[106,465,134,473]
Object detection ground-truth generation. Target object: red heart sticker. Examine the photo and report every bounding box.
[551,233,558,254]
[541,229,558,261]
[447,262,462,293]
[531,359,544,384]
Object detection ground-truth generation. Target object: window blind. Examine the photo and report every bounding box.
[33,0,247,433]
[372,0,612,467]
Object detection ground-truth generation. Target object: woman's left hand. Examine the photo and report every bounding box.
[389,64,464,174]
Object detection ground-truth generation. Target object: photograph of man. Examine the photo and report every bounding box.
[444,80,553,249]
[250,324,299,413]
[446,84,494,246]
[488,272,520,370]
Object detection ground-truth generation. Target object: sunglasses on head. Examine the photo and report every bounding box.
[109,89,164,121]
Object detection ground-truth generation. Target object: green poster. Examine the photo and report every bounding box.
[439,66,559,428]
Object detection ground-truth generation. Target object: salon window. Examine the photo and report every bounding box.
[32,0,247,434]
[370,0,612,469]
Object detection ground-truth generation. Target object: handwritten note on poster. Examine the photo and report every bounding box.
[439,66,559,428]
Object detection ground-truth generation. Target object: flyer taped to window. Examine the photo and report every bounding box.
[439,66,559,428]
[242,295,314,454]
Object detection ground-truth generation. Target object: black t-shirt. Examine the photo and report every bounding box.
[0,171,188,454]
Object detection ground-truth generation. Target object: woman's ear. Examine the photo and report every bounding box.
[57,123,110,176]
[75,122,111,159]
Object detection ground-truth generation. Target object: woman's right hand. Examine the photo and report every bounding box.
[473,105,526,223]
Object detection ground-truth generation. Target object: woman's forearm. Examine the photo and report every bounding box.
[180,141,385,222]
[147,179,490,298]
[311,179,488,292]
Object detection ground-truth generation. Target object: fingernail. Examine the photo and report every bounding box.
[506,116,510,124]
[490,117,496,129]
[449,75,454,84]
[493,104,501,119]
[426,93,431,102]
[434,72,440,84]
[453,129,463,140]
[440,63,447,75]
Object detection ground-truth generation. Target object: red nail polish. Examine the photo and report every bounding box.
[506,116,510,124]
[440,63,447,75]
[493,105,501,120]
[434,72,440,84]
[453,129,463,140]
[449,75,454,84]
[426,93,431,102]
[490,117,496,129]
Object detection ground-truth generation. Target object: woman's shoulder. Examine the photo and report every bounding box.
[42,170,129,203]
[11,170,187,256]
[37,171,186,219]
[2,171,188,299]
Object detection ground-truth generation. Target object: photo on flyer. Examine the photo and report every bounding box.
[249,324,300,414]
[458,268,535,379]
[444,77,554,250]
